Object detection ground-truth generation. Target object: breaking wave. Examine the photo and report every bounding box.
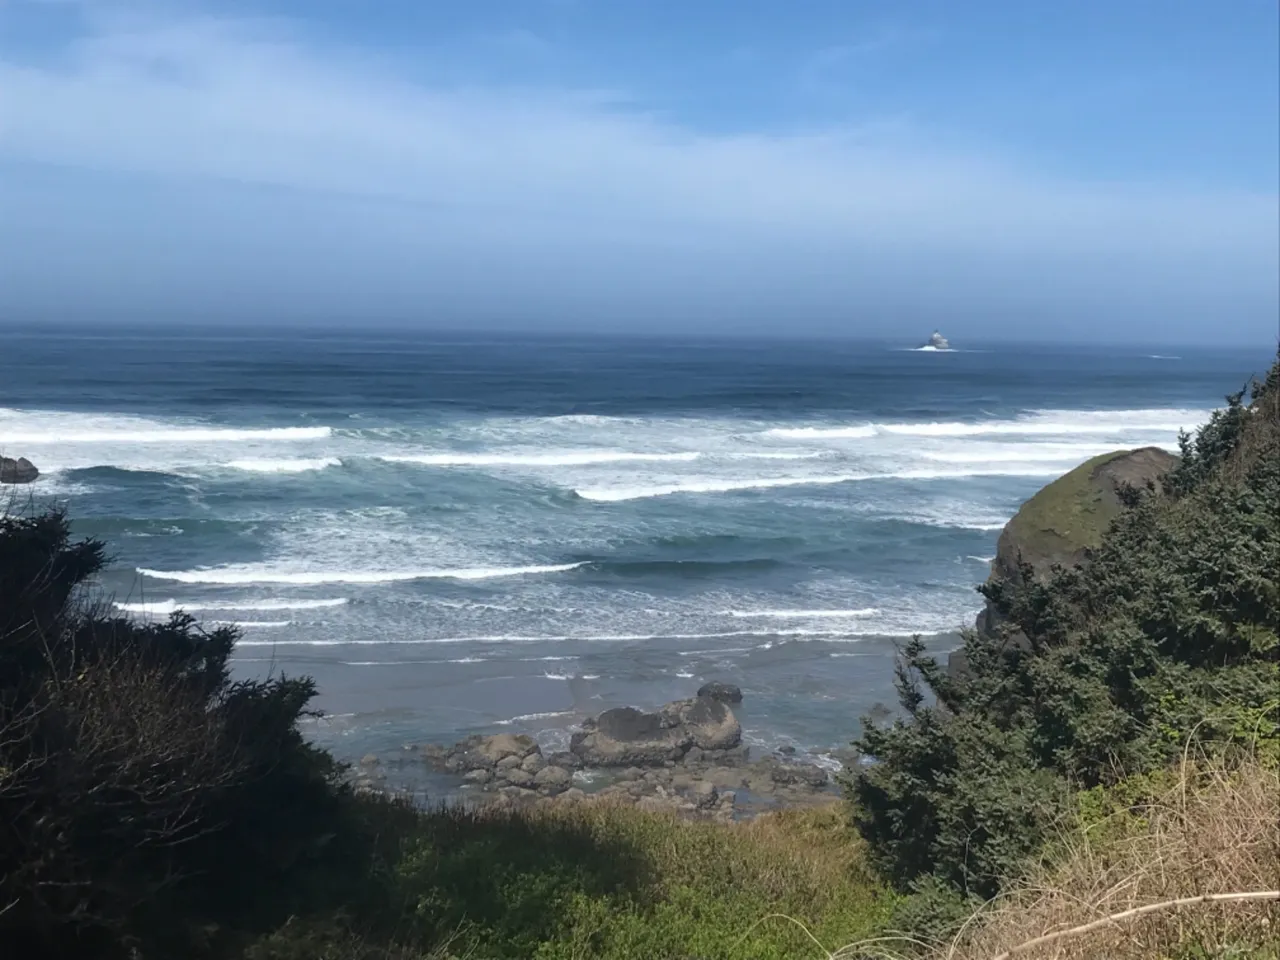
[138,562,587,585]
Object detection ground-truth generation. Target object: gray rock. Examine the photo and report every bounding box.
[560,787,587,802]
[359,754,380,767]
[475,733,540,763]
[569,695,741,767]
[546,750,582,770]
[769,761,829,789]
[464,768,493,786]
[0,457,38,485]
[521,753,547,775]
[691,780,719,809]
[496,755,523,772]
[533,765,572,794]
[696,681,743,704]
[501,768,537,789]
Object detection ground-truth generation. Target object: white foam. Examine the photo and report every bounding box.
[114,598,348,615]
[225,457,341,473]
[575,467,1061,502]
[577,474,869,501]
[727,608,879,619]
[0,418,331,445]
[766,425,876,439]
[495,710,575,725]
[207,619,293,628]
[139,562,587,585]
[879,408,1205,438]
[763,408,1205,443]
[965,555,996,563]
[380,451,699,466]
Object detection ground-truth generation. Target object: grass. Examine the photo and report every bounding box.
[930,749,1280,960]
[998,450,1138,573]
[247,798,896,960]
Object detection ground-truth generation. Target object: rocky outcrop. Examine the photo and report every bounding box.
[696,681,742,704]
[0,457,39,484]
[411,687,841,821]
[569,694,742,767]
[954,446,1178,677]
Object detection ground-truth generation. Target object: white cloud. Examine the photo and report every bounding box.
[0,9,1275,335]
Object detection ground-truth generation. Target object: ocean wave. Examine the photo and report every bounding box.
[594,557,780,577]
[206,619,293,629]
[495,710,576,725]
[224,457,341,473]
[727,608,879,619]
[574,467,1061,501]
[114,598,349,615]
[380,450,699,467]
[764,408,1205,442]
[765,425,875,439]
[137,562,587,585]
[2,422,331,444]
[965,555,996,563]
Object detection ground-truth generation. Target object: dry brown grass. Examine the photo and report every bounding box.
[932,750,1280,960]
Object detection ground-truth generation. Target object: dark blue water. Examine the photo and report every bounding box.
[1,327,1269,769]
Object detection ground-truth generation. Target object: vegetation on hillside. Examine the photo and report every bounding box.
[847,352,1280,941]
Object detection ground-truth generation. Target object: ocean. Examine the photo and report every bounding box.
[1,327,1270,781]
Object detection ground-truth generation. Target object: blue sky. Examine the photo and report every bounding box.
[0,1,1276,343]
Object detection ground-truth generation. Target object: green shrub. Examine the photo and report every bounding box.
[847,352,1280,912]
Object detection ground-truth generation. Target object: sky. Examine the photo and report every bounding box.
[0,1,1277,344]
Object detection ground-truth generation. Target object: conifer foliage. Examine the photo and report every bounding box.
[0,511,353,958]
[846,353,1280,905]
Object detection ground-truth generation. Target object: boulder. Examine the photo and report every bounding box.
[500,768,537,790]
[0,457,38,484]
[957,446,1179,678]
[463,768,493,786]
[533,765,573,794]
[696,681,743,704]
[521,752,547,775]
[496,755,523,772]
[546,750,582,770]
[570,695,741,767]
[475,733,540,764]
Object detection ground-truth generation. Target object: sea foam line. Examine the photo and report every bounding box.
[137,562,587,585]
[379,451,699,467]
[224,457,341,473]
[207,620,293,629]
[114,598,349,614]
[574,467,1062,502]
[727,608,880,619]
[1,424,332,444]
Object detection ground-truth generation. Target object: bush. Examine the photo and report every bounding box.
[0,510,366,958]
[846,353,1280,907]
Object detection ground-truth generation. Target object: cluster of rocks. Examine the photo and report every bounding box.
[396,683,844,821]
[0,456,39,485]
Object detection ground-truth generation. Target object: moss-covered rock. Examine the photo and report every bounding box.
[976,446,1178,635]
